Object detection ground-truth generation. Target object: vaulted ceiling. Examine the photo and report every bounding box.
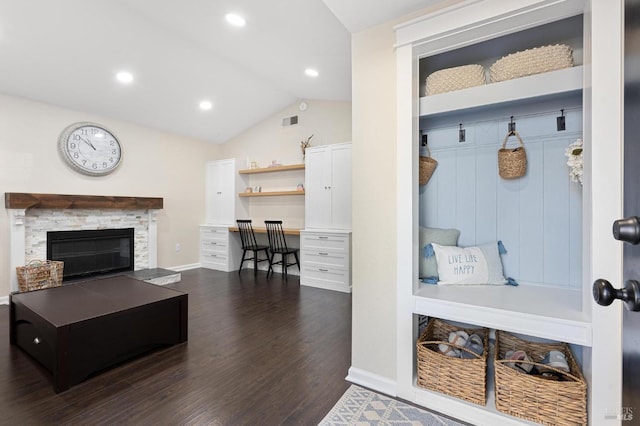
[0,0,442,143]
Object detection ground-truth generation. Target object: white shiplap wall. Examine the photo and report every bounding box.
[420,108,583,288]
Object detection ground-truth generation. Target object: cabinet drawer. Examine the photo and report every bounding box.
[301,233,349,252]
[200,227,228,240]
[201,251,227,263]
[301,265,348,284]
[201,240,227,251]
[302,250,348,270]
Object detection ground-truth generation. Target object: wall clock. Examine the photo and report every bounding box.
[58,122,122,176]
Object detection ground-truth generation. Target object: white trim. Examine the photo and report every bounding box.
[589,0,624,423]
[345,367,397,397]
[148,210,159,268]
[8,209,26,293]
[0,296,9,305]
[169,263,201,272]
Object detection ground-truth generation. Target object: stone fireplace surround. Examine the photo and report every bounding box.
[6,193,163,293]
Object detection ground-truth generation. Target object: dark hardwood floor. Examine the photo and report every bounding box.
[0,268,352,425]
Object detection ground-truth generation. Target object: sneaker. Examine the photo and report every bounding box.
[438,343,460,357]
[504,349,534,373]
[540,350,570,372]
[448,330,469,348]
[461,333,484,359]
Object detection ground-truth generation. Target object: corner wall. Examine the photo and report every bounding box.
[351,22,399,384]
[350,2,459,392]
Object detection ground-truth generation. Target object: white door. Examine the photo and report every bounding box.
[305,146,331,228]
[328,144,352,230]
[206,159,235,225]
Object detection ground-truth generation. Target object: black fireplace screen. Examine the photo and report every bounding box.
[47,228,134,281]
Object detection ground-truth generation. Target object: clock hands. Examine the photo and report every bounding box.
[80,137,97,150]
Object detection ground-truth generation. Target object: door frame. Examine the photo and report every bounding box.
[590,0,625,423]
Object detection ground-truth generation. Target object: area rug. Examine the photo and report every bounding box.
[319,385,466,425]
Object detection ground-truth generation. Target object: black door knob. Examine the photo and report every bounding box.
[613,216,640,244]
[593,279,640,311]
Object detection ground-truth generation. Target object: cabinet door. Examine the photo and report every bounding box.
[328,144,352,229]
[305,147,332,228]
[206,159,235,225]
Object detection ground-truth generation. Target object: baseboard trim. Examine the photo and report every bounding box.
[168,263,200,272]
[345,367,397,397]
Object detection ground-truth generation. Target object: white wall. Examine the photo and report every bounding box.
[350,3,458,388]
[218,100,352,230]
[0,95,352,296]
[351,22,399,381]
[0,93,218,296]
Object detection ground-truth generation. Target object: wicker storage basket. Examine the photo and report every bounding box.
[490,44,574,83]
[416,318,489,405]
[494,331,587,426]
[498,131,527,179]
[16,259,64,292]
[419,147,438,185]
[425,64,486,95]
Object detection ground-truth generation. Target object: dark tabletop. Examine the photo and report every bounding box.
[11,275,186,327]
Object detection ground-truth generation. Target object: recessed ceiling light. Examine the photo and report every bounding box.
[225,13,246,27]
[116,71,134,84]
[305,68,319,78]
[199,100,213,111]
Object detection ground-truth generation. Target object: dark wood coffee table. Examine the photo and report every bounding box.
[9,275,188,393]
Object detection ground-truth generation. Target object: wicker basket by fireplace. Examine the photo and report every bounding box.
[16,259,64,292]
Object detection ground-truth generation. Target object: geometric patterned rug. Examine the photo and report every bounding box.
[319,385,467,426]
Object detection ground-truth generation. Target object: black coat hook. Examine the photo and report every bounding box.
[508,116,516,135]
[459,123,466,143]
[557,109,566,131]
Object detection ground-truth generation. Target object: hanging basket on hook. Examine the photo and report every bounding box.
[419,146,438,185]
[498,131,527,179]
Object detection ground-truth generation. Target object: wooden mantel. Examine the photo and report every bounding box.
[5,193,163,210]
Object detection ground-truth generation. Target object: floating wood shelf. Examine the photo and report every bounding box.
[238,190,305,197]
[5,193,163,210]
[238,164,305,174]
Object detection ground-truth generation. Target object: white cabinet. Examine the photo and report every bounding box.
[305,143,352,230]
[200,225,241,272]
[300,230,351,293]
[205,158,246,225]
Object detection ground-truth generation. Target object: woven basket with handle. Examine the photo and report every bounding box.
[416,318,488,405]
[419,146,438,185]
[498,131,527,179]
[494,331,587,425]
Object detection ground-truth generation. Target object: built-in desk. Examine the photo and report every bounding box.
[228,226,301,236]
[201,224,300,273]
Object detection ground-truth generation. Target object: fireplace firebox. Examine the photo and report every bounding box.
[47,228,134,281]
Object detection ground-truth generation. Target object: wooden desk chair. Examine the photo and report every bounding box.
[264,220,300,279]
[236,219,270,275]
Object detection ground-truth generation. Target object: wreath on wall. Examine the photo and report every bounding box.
[565,138,583,186]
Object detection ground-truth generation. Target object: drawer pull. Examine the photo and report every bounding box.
[33,337,40,344]
[318,268,329,272]
[318,236,329,239]
[318,252,329,256]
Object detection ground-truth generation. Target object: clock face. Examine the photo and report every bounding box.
[58,122,122,176]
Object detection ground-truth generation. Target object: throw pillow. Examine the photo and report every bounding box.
[418,227,461,278]
[431,241,507,285]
